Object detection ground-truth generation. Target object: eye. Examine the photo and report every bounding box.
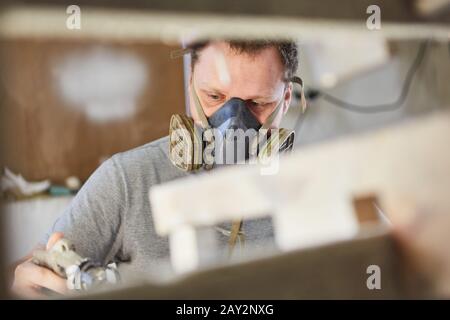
[204,92,224,105]
[207,93,221,101]
[247,100,267,109]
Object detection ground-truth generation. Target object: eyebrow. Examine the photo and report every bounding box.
[200,86,224,95]
[195,79,224,93]
[199,85,276,102]
[246,94,278,102]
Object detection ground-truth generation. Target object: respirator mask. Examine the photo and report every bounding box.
[169,76,306,172]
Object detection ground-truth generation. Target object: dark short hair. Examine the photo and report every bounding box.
[187,40,298,79]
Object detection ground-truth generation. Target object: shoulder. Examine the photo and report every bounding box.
[108,136,186,184]
[112,136,170,165]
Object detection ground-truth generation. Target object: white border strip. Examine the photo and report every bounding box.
[0,6,449,42]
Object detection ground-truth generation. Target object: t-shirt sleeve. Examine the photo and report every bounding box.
[40,156,127,264]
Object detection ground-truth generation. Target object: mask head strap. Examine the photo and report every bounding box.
[290,76,307,114]
[260,92,285,130]
[260,76,306,130]
[191,76,211,129]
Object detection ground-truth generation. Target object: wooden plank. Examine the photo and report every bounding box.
[0,6,448,42]
[0,38,184,182]
[82,231,429,299]
[150,110,450,275]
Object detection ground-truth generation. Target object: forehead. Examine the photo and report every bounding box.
[193,42,285,96]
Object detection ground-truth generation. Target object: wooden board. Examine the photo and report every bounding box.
[0,38,185,183]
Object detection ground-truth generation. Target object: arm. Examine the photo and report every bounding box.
[11,233,67,298]
[11,157,126,298]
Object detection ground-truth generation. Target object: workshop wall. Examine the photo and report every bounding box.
[0,38,185,183]
[287,41,450,147]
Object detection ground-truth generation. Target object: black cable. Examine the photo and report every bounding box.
[297,40,430,114]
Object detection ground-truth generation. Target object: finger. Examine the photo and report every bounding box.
[18,261,68,295]
[46,232,64,250]
[11,282,46,299]
[32,267,68,295]
[11,264,47,299]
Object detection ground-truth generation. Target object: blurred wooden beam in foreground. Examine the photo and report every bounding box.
[85,230,430,299]
[76,110,450,299]
[0,4,449,43]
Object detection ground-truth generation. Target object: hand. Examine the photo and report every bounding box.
[11,232,68,299]
[394,211,450,297]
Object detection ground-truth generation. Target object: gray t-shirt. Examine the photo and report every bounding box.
[42,136,274,280]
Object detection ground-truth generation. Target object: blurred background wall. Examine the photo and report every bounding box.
[285,41,450,147]
[0,39,185,184]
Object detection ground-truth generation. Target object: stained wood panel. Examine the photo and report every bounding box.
[0,38,185,183]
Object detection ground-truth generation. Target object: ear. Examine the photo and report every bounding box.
[187,76,194,117]
[282,82,293,115]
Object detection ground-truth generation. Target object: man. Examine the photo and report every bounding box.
[11,40,299,298]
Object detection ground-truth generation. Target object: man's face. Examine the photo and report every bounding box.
[189,41,292,128]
